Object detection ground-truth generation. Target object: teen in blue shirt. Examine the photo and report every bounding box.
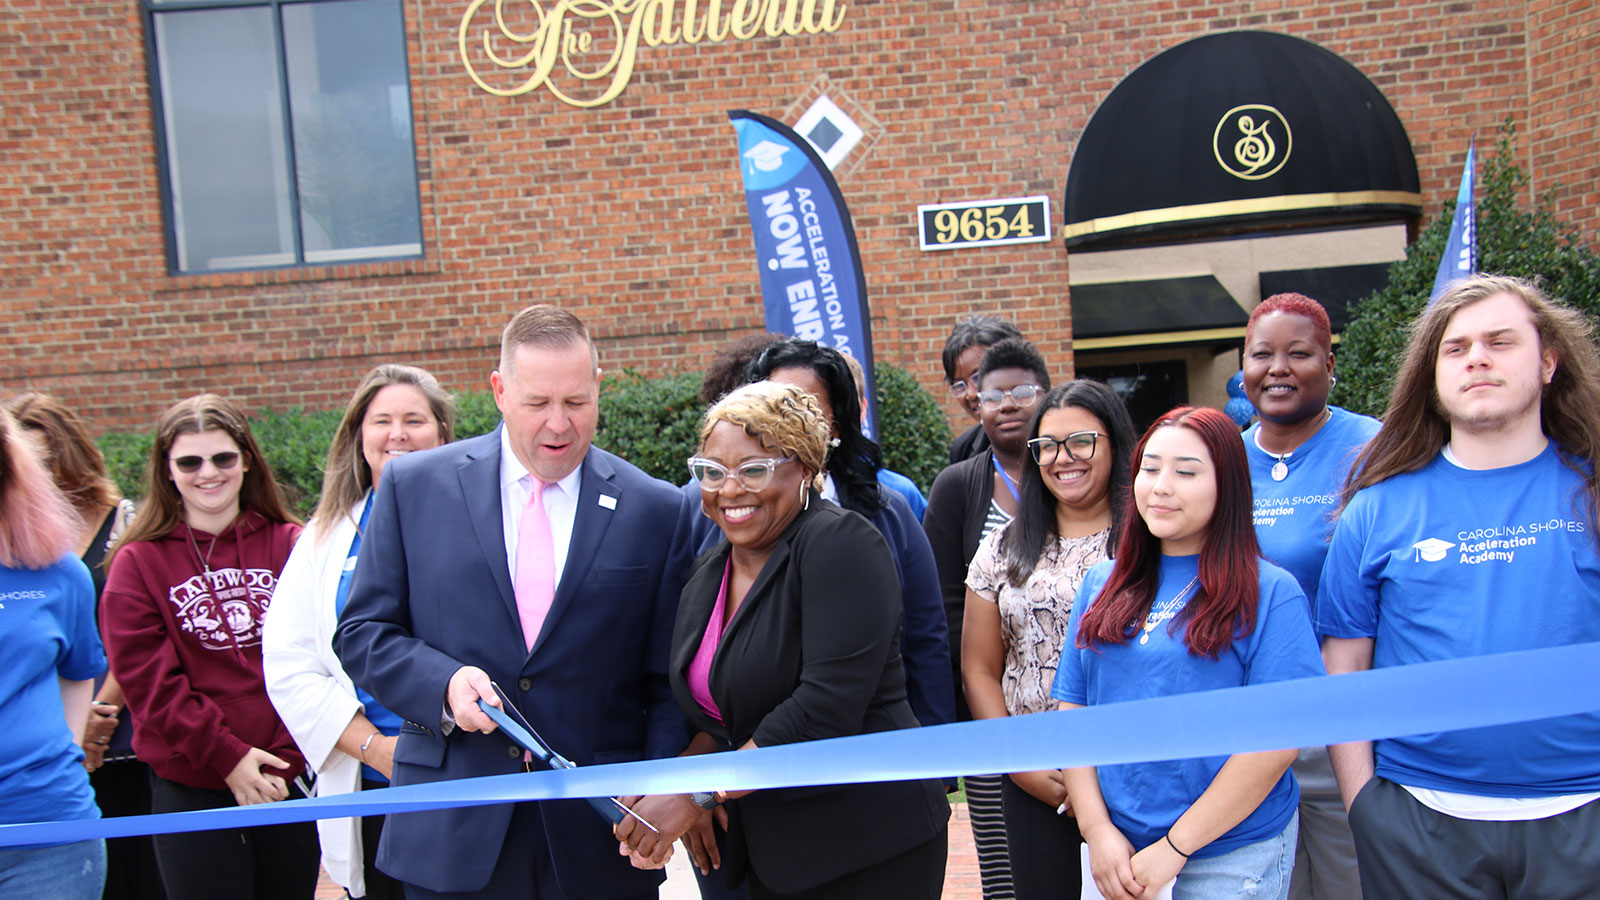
[0,408,107,900]
[1055,406,1324,900]
[1320,276,1600,900]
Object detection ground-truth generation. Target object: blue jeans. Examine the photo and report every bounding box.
[1173,812,1298,900]
[0,839,107,900]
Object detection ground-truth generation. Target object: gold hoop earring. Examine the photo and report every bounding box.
[801,484,810,511]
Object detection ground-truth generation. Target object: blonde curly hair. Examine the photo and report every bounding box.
[697,381,830,490]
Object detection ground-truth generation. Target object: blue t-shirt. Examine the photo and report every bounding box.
[1052,554,1324,857]
[1244,405,1380,619]
[0,554,106,827]
[1317,443,1600,796]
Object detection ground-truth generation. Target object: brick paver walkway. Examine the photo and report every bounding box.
[313,801,981,899]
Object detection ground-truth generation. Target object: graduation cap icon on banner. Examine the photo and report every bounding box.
[743,140,790,173]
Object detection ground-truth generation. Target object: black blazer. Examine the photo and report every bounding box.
[670,499,948,894]
[922,448,997,721]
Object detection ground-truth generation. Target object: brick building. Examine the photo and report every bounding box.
[3,0,1596,433]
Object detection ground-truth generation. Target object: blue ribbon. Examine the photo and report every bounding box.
[4,642,1596,848]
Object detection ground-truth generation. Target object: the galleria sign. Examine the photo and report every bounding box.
[458,0,849,108]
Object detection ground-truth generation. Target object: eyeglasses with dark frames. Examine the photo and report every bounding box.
[977,383,1042,411]
[1028,431,1107,465]
[171,452,242,473]
[687,456,793,493]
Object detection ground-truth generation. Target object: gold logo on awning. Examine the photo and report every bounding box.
[1213,105,1292,181]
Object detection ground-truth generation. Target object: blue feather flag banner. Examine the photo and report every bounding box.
[1429,140,1477,305]
[728,109,879,439]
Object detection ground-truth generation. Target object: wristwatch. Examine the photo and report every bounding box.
[691,791,720,809]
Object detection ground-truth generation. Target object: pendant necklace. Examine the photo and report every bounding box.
[1140,575,1199,645]
[1253,408,1331,482]
[185,525,221,581]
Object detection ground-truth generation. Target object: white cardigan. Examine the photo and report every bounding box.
[262,501,369,897]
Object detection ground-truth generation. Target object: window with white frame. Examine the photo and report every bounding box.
[147,0,422,273]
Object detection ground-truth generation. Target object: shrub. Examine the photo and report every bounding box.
[93,362,950,512]
[594,369,705,484]
[873,363,950,494]
[1335,121,1600,417]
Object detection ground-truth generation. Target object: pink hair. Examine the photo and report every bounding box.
[1247,293,1333,354]
[0,408,80,570]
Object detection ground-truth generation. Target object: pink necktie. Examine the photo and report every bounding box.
[513,477,556,651]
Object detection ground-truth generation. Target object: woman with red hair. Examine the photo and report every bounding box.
[1052,407,1324,900]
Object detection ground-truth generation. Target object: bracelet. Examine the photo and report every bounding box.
[1165,833,1192,859]
[359,732,380,764]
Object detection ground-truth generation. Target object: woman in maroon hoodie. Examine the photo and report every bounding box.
[103,394,315,900]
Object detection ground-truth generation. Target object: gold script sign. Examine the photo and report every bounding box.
[458,0,849,108]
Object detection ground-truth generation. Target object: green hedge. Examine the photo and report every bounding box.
[97,362,950,517]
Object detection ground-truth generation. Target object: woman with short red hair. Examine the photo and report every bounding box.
[1053,407,1325,900]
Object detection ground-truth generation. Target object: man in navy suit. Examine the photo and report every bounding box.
[335,305,698,899]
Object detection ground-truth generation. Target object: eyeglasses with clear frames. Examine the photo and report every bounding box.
[687,456,793,493]
[1027,431,1106,465]
[977,383,1042,411]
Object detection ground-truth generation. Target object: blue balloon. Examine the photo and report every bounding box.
[1226,370,1247,399]
[1225,396,1256,427]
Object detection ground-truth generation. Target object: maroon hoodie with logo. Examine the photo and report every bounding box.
[103,509,305,791]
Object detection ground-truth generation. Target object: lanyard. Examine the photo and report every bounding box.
[991,454,1021,504]
[334,492,376,619]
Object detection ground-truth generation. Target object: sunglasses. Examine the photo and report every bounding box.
[171,452,242,473]
[687,456,792,493]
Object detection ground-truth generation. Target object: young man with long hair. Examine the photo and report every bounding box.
[1319,274,1600,899]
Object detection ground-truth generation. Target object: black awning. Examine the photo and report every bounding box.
[1259,262,1394,330]
[1071,275,1244,339]
[1064,31,1421,248]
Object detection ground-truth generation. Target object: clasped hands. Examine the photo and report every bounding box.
[1082,822,1186,900]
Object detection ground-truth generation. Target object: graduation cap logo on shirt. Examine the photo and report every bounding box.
[1412,538,1455,563]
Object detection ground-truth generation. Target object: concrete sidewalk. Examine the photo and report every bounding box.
[314,802,980,899]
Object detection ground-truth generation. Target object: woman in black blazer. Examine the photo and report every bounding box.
[623,381,948,899]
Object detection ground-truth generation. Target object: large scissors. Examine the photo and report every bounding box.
[479,681,659,833]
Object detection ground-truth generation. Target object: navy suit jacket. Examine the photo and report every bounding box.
[335,428,695,896]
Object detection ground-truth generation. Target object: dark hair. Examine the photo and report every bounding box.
[976,337,1051,390]
[699,333,783,405]
[746,339,887,514]
[1076,406,1261,659]
[114,394,299,553]
[3,392,119,515]
[1246,292,1333,355]
[941,315,1023,382]
[1000,381,1137,586]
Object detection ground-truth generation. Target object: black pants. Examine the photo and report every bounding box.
[1347,777,1600,900]
[146,772,319,900]
[1000,773,1082,900]
[90,760,166,900]
[355,780,404,900]
[746,823,947,900]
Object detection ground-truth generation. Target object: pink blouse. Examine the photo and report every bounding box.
[687,558,731,724]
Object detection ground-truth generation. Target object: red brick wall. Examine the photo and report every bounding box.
[2,0,1595,433]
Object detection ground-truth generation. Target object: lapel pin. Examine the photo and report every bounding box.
[598,494,618,510]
